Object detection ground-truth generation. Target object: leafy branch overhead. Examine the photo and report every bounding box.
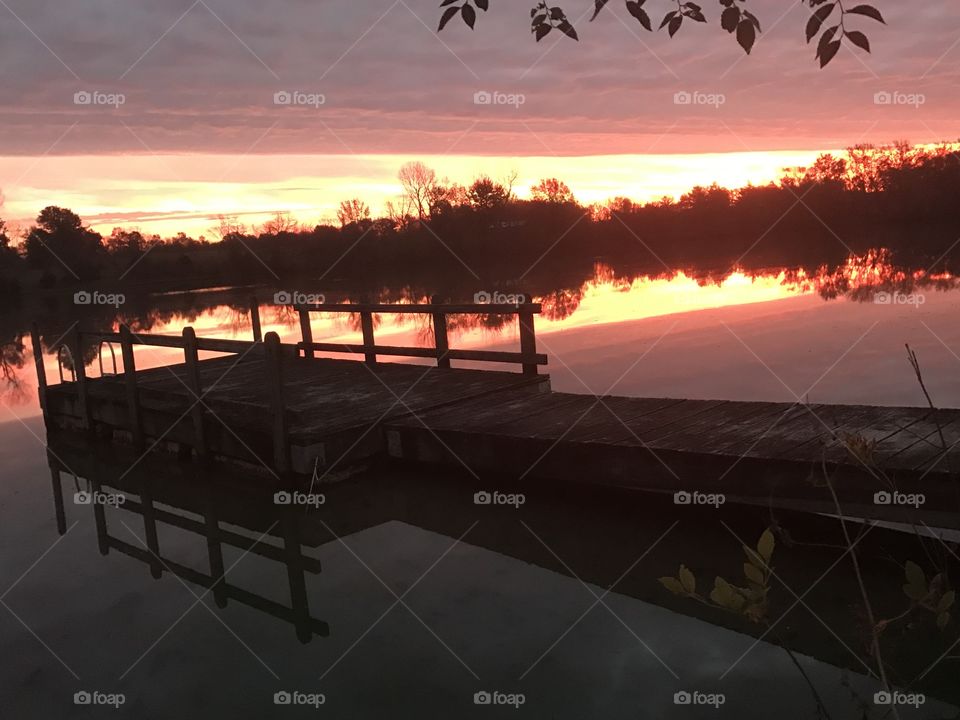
[438,0,885,67]
[805,0,885,68]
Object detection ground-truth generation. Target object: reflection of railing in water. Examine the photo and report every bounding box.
[46,449,328,643]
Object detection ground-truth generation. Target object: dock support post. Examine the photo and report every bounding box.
[119,325,144,451]
[298,306,314,360]
[264,332,290,476]
[182,327,208,461]
[69,327,92,429]
[431,299,450,369]
[360,310,377,365]
[30,322,48,414]
[249,297,263,342]
[518,309,538,376]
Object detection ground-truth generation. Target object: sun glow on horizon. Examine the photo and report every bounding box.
[0,149,829,239]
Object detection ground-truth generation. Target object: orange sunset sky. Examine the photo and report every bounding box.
[0,0,957,237]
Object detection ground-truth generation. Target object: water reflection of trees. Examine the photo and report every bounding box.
[6,249,960,402]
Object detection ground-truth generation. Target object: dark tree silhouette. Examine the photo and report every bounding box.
[438,0,885,66]
[23,206,104,280]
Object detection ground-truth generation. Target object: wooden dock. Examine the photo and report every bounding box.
[31,299,960,524]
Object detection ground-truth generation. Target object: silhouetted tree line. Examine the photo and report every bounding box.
[3,141,959,301]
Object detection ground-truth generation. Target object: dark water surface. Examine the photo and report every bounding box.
[3,262,960,718]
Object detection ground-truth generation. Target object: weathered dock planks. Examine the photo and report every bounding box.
[31,299,960,525]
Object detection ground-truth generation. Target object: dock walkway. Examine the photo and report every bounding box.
[32,300,960,523]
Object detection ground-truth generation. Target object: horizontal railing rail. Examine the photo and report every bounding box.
[293,300,545,375]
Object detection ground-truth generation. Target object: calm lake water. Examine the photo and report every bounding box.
[2,259,960,717]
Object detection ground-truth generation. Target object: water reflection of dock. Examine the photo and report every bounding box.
[40,434,960,709]
[31,301,960,527]
[47,443,329,643]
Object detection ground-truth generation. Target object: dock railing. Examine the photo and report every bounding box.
[293,301,547,375]
[32,296,547,476]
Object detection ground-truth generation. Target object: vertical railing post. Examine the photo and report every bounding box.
[119,325,144,451]
[432,308,450,369]
[30,322,48,414]
[249,296,263,342]
[360,310,376,365]
[518,308,538,376]
[298,306,314,360]
[264,332,290,476]
[182,327,208,461]
[69,327,91,429]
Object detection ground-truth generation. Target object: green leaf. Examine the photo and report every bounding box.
[905,561,926,590]
[679,565,696,594]
[744,563,765,586]
[744,545,764,568]
[659,576,685,595]
[938,591,955,613]
[710,577,746,610]
[846,4,885,24]
[757,529,775,563]
[937,611,950,630]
